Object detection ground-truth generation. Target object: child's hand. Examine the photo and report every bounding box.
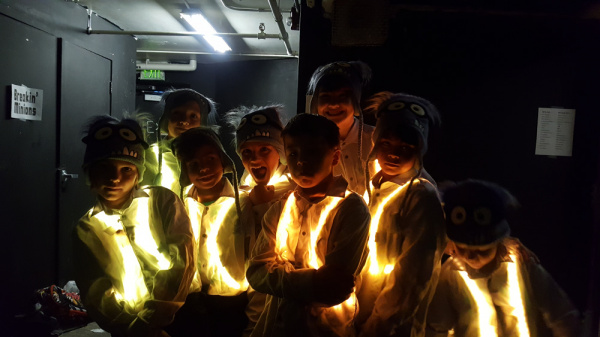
[249,184,275,205]
[313,264,355,306]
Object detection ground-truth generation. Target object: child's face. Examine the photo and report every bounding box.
[452,241,498,270]
[89,159,138,209]
[284,134,339,189]
[376,134,417,179]
[240,142,280,185]
[185,145,224,191]
[316,88,355,127]
[167,100,202,138]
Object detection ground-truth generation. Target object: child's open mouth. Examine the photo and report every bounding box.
[251,167,268,180]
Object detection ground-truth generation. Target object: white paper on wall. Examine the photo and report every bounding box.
[535,107,576,157]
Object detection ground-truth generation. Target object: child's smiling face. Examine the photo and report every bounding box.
[89,159,138,209]
[185,145,224,191]
[284,134,339,190]
[375,133,417,180]
[316,87,355,128]
[167,100,203,138]
[240,142,280,185]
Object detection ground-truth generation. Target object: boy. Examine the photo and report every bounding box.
[74,116,195,337]
[426,180,581,337]
[143,88,216,196]
[307,61,375,196]
[356,92,446,337]
[246,113,371,337]
[167,127,248,337]
[225,105,296,335]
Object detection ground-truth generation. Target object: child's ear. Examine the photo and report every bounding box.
[331,148,341,166]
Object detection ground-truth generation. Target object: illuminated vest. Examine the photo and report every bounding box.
[89,197,172,311]
[185,194,248,296]
[148,143,181,195]
[457,256,530,337]
[275,191,358,332]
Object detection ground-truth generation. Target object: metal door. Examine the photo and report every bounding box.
[57,40,112,285]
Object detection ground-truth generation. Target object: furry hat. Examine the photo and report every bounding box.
[224,105,286,165]
[442,180,518,246]
[82,115,149,182]
[366,91,440,160]
[158,88,216,135]
[306,61,371,116]
[171,126,236,188]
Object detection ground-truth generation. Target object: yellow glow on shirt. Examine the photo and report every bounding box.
[205,198,245,290]
[368,183,407,275]
[507,255,530,337]
[308,196,345,269]
[275,193,297,261]
[458,270,497,337]
[131,199,171,270]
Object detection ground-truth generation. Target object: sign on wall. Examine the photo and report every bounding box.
[11,84,43,121]
[535,107,575,157]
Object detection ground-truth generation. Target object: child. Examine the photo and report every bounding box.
[143,88,216,196]
[246,113,371,337]
[426,180,582,337]
[356,92,446,337]
[74,116,195,337]
[167,127,248,337]
[306,61,375,196]
[225,105,296,335]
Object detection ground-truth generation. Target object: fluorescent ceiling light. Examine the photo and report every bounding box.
[180,12,232,53]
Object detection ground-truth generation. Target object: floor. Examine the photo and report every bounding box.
[59,322,108,336]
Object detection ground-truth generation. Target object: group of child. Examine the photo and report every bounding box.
[73,60,582,337]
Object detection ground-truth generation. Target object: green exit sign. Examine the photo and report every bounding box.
[139,70,165,81]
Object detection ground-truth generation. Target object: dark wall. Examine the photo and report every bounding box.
[298,2,599,315]
[0,0,136,325]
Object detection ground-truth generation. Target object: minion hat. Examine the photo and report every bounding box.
[443,180,518,246]
[158,88,215,134]
[82,115,149,183]
[224,105,286,165]
[171,126,236,188]
[367,92,441,160]
[306,61,372,116]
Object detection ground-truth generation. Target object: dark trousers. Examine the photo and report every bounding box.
[165,291,249,337]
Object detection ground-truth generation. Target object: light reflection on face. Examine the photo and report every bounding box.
[167,100,202,138]
[240,142,280,185]
[453,241,499,270]
[185,145,224,191]
[89,159,138,209]
[316,88,355,129]
[375,134,417,181]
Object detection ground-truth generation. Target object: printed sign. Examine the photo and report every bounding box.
[535,107,575,157]
[11,84,43,121]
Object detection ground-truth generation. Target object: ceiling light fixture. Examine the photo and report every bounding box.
[180,11,232,53]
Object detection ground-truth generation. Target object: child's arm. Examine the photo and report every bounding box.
[364,183,446,331]
[246,201,318,303]
[135,188,196,330]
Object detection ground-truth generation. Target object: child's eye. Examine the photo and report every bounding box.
[260,147,271,154]
[241,149,251,157]
[190,113,200,120]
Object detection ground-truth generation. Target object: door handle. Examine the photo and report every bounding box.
[58,169,79,191]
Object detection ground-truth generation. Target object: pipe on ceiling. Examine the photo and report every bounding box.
[88,30,282,39]
[267,0,294,55]
[136,59,197,71]
[220,0,291,13]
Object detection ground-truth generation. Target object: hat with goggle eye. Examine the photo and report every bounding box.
[82,116,149,182]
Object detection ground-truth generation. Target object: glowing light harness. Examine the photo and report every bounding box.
[187,198,247,291]
[457,255,530,337]
[367,182,409,275]
[242,168,291,188]
[275,192,356,312]
[151,145,178,192]
[94,198,172,308]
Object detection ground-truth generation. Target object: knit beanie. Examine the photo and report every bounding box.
[306,61,371,116]
[171,126,236,188]
[367,92,441,161]
[443,180,516,246]
[225,105,286,165]
[158,88,215,134]
[82,116,149,183]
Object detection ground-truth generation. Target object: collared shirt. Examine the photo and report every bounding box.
[247,176,371,337]
[74,186,195,335]
[336,119,375,196]
[184,178,247,296]
[426,254,581,337]
[357,170,446,337]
